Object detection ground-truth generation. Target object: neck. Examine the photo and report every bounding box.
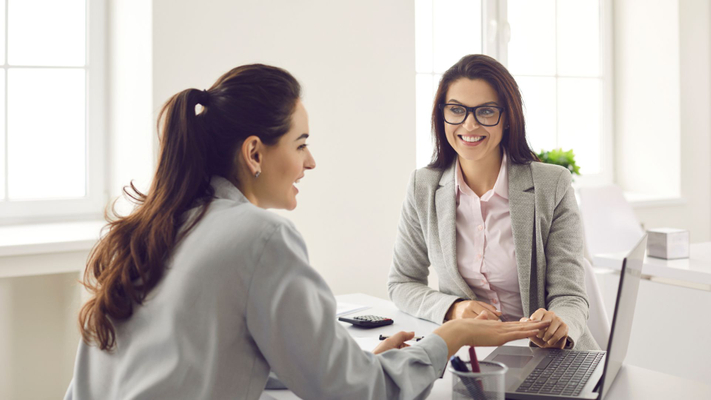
[459,149,503,197]
[232,176,263,209]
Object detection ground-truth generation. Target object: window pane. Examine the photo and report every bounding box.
[516,76,557,154]
[557,0,600,77]
[508,0,556,76]
[557,78,601,174]
[433,0,482,73]
[8,0,86,66]
[416,74,435,168]
[8,69,86,199]
[415,0,433,73]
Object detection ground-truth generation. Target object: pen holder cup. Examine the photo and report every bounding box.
[450,361,508,400]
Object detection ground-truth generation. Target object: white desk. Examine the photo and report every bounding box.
[593,242,711,291]
[263,293,711,399]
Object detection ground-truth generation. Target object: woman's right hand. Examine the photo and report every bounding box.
[433,313,550,358]
[445,300,503,321]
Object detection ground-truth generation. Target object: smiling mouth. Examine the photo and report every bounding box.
[458,135,486,143]
[293,177,304,193]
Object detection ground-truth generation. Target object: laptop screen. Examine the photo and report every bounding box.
[600,235,647,398]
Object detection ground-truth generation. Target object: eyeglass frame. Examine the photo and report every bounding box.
[438,103,505,127]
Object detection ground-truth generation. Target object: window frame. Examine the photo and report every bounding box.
[0,0,107,224]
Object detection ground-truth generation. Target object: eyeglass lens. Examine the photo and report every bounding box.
[443,105,501,126]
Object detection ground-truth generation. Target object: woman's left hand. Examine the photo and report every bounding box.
[372,331,415,354]
[521,308,569,349]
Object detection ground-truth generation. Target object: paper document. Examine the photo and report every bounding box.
[336,302,370,316]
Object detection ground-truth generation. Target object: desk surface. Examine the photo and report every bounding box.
[263,293,711,400]
[593,242,711,289]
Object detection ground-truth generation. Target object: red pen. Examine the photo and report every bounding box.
[469,346,481,373]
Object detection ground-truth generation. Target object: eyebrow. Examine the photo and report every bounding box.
[447,99,500,107]
[295,133,309,141]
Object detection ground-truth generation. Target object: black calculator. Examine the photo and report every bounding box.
[338,315,394,328]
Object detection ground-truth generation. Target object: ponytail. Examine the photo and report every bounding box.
[79,64,301,351]
[79,88,213,350]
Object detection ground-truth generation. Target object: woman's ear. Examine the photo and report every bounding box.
[240,135,263,178]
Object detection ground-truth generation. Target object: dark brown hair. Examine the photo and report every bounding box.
[79,64,301,351]
[429,54,538,168]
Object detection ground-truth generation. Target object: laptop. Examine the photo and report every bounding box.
[484,234,647,399]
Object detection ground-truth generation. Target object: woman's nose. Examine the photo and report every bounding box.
[462,111,479,130]
[305,151,316,170]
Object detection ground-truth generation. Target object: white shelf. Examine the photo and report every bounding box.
[593,242,711,288]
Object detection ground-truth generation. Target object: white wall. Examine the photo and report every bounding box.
[614,0,681,197]
[0,271,83,399]
[151,0,417,298]
[616,0,711,243]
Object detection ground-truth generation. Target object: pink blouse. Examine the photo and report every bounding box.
[454,153,524,321]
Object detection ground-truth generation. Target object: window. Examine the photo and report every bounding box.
[415,0,612,186]
[0,0,106,222]
[415,0,483,169]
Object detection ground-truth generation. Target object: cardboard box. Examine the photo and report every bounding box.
[646,228,690,259]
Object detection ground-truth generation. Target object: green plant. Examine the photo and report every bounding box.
[537,148,581,176]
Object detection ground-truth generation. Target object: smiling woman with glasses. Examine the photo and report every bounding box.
[388,54,600,352]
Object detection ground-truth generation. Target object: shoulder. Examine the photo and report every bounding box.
[530,161,570,182]
[192,199,304,255]
[529,162,572,191]
[411,165,446,187]
[402,165,450,207]
[527,162,574,204]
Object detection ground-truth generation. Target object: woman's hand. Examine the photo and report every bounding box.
[521,308,569,349]
[372,331,414,354]
[434,312,550,358]
[445,300,503,321]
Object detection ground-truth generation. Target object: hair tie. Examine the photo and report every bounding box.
[197,89,210,107]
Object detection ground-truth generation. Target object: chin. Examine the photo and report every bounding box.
[284,198,297,211]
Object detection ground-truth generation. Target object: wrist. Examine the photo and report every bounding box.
[444,299,465,322]
[434,320,467,358]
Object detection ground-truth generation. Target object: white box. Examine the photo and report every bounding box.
[646,228,690,259]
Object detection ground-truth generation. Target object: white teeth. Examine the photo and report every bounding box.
[460,135,485,143]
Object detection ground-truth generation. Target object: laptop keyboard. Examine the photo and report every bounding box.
[515,350,605,397]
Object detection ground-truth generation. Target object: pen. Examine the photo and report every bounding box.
[469,346,485,391]
[450,356,486,400]
[469,346,481,373]
[379,334,424,341]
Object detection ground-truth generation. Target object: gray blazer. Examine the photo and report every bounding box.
[65,177,448,400]
[388,160,599,351]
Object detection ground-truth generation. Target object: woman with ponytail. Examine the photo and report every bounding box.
[64,64,549,400]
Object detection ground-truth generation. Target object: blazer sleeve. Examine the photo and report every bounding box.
[387,170,463,324]
[544,170,591,348]
[246,221,449,400]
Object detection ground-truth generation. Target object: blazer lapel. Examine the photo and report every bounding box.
[508,161,536,317]
[435,162,476,299]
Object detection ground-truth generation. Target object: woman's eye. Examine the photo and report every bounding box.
[298,144,308,150]
[449,106,465,114]
[477,107,495,117]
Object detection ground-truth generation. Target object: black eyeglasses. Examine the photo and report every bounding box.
[439,103,505,126]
